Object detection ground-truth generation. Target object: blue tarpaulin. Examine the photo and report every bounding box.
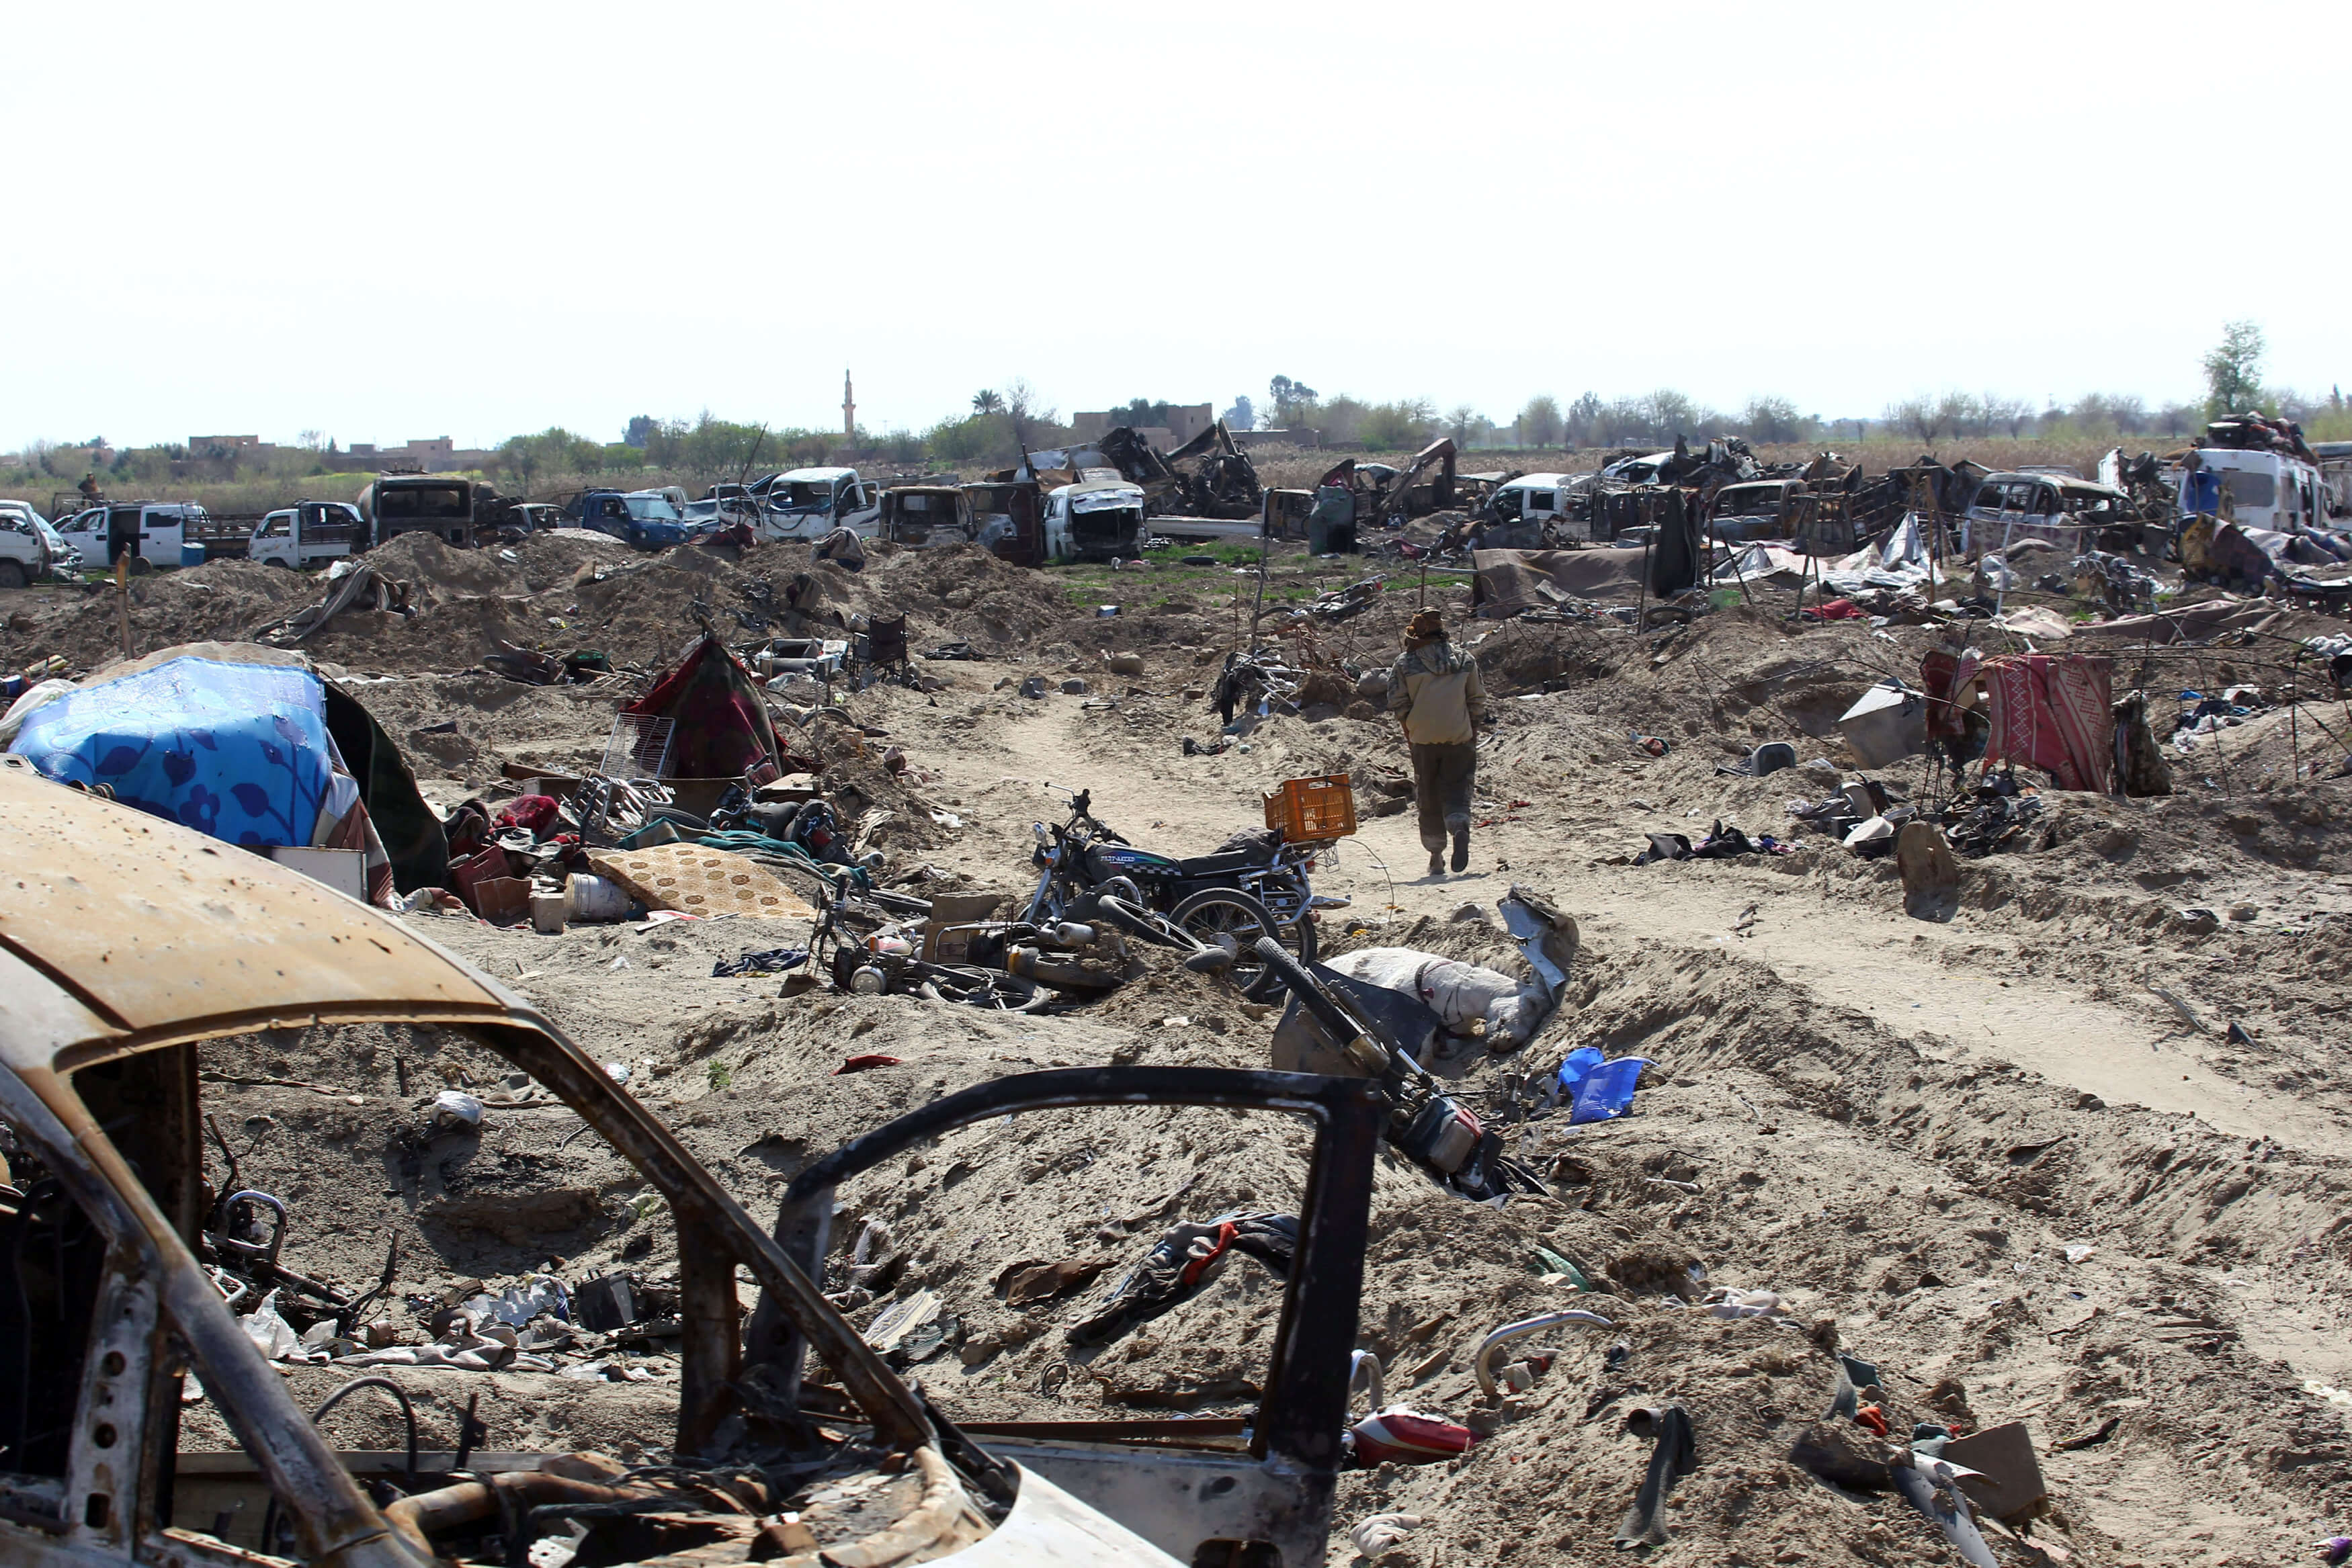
[9,656,345,848]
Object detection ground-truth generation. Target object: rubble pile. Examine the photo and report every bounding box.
[4,451,2351,1567]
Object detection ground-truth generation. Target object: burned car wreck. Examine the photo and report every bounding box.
[0,764,1380,1567]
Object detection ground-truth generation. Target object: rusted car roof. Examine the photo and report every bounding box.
[0,760,521,1074]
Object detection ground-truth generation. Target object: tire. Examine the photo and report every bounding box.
[1169,887,1292,1002]
[1253,871,1320,965]
[0,561,25,591]
[265,556,292,569]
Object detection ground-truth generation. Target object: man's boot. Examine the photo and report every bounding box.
[1424,833,1446,877]
[1449,816,1472,873]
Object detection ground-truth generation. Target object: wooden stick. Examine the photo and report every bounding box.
[115,556,132,660]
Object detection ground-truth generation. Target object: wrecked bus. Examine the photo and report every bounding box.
[0,762,1376,1567]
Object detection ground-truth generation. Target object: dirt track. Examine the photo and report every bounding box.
[31,533,2351,1566]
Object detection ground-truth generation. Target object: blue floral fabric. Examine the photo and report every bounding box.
[9,657,342,848]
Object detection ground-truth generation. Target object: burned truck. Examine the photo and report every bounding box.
[0,761,1379,1567]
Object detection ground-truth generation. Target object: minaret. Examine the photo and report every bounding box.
[843,371,855,445]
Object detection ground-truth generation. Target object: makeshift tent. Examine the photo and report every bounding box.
[3,642,445,901]
[1471,548,1649,615]
[623,634,780,782]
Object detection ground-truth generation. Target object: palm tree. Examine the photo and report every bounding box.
[971,390,1005,415]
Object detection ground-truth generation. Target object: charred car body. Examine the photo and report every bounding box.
[0,763,1376,1567]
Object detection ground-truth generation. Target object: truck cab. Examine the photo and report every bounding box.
[53,501,203,572]
[357,475,478,548]
[0,503,60,588]
[249,501,364,570]
[755,468,882,542]
[878,486,978,548]
[1043,479,1147,562]
[576,488,691,550]
[964,480,1043,566]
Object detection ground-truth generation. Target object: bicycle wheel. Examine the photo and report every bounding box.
[1169,887,1291,1002]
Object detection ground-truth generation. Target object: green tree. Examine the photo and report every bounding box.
[1517,394,1562,447]
[2203,320,2267,416]
[970,390,1005,415]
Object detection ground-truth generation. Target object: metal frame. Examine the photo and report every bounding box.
[745,1065,1384,1568]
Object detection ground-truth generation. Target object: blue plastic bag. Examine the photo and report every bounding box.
[1558,1047,1649,1125]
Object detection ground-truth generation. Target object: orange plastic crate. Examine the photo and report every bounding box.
[1263,773,1357,841]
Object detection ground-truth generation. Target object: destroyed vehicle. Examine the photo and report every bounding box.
[1490,473,1596,539]
[0,764,1386,1566]
[964,480,1044,566]
[750,467,883,542]
[1044,478,1146,562]
[0,503,65,588]
[1960,470,2139,555]
[355,474,497,549]
[1708,479,1809,541]
[2171,444,2332,535]
[575,487,692,550]
[877,485,978,548]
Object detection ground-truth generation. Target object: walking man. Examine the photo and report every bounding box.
[1386,608,1488,875]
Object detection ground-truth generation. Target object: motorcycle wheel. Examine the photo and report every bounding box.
[1256,872,1320,964]
[1170,887,1292,1002]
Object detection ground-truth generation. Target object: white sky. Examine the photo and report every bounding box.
[10,0,2347,451]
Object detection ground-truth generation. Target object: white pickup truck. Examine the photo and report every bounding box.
[248,500,364,568]
[753,466,884,541]
[0,500,71,587]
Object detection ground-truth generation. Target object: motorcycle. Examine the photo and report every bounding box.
[1021,786,1329,1000]
[1247,937,1548,1205]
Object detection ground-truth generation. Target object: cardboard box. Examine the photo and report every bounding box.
[266,846,368,902]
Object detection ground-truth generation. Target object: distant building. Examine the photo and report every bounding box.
[1071,404,1216,447]
[189,435,263,454]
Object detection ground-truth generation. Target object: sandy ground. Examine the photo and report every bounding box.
[19,531,2352,1567]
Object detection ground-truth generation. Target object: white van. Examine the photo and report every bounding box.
[1044,478,1146,562]
[1491,472,1597,539]
[54,501,207,572]
[2177,447,2328,535]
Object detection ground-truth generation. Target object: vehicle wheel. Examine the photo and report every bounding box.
[0,562,24,591]
[265,557,292,569]
[1258,873,1320,964]
[1169,887,1292,1001]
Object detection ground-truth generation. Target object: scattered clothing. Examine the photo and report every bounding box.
[711,947,808,977]
[1613,1403,1697,1549]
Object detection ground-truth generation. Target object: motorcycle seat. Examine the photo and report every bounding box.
[1174,850,1269,879]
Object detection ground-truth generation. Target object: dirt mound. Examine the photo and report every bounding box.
[0,560,319,673]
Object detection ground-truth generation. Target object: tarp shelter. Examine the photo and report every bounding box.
[1472,548,1650,615]
[3,642,446,903]
[624,634,780,782]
